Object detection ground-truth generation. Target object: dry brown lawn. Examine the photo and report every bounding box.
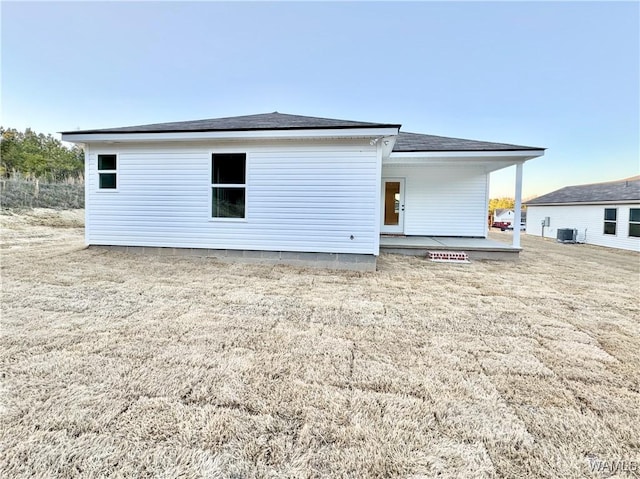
[1,209,639,478]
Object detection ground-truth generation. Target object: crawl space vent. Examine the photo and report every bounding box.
[427,251,470,263]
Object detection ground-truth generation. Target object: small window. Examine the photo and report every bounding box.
[629,208,640,237]
[212,153,246,218]
[604,208,617,235]
[98,154,117,190]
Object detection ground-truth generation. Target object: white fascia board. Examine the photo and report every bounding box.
[389,150,545,161]
[527,200,640,207]
[61,127,400,144]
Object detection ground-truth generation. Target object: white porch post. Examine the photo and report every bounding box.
[513,162,523,248]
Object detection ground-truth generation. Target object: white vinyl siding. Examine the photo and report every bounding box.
[85,140,379,254]
[381,165,488,236]
[526,204,640,251]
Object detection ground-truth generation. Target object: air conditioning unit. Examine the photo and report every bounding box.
[557,228,577,243]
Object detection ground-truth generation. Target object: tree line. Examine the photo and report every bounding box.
[1,127,84,181]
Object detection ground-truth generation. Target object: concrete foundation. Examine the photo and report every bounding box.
[90,245,377,271]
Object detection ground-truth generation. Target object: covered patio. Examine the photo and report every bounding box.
[379,234,521,260]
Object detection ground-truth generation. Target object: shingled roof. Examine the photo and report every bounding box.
[393,132,541,152]
[526,176,640,205]
[60,112,400,134]
[61,112,543,152]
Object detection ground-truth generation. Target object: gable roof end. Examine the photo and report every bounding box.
[494,209,512,216]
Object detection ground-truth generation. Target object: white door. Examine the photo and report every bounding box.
[381,178,405,234]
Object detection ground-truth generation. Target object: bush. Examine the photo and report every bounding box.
[0,175,84,210]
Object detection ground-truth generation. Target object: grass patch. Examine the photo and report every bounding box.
[1,212,639,477]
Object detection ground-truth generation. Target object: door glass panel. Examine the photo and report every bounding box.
[384,182,400,226]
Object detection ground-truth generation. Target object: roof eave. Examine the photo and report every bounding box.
[526,199,640,206]
[389,149,545,159]
[59,123,402,136]
[61,126,401,143]
[393,147,545,153]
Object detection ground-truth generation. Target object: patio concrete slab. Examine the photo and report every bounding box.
[379,235,521,260]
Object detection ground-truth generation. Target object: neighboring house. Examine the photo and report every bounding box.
[61,112,544,268]
[525,176,640,251]
[492,209,527,228]
[493,208,515,225]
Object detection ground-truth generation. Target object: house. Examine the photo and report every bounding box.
[61,112,545,269]
[525,176,640,251]
[493,208,515,226]
[492,209,527,228]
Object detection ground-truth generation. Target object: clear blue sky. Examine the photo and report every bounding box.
[2,1,638,198]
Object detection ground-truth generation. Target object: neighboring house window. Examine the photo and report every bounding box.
[629,208,640,237]
[212,153,246,218]
[97,154,117,189]
[603,208,617,235]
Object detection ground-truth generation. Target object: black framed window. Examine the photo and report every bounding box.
[603,208,617,235]
[629,208,640,237]
[212,153,246,218]
[97,154,117,189]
